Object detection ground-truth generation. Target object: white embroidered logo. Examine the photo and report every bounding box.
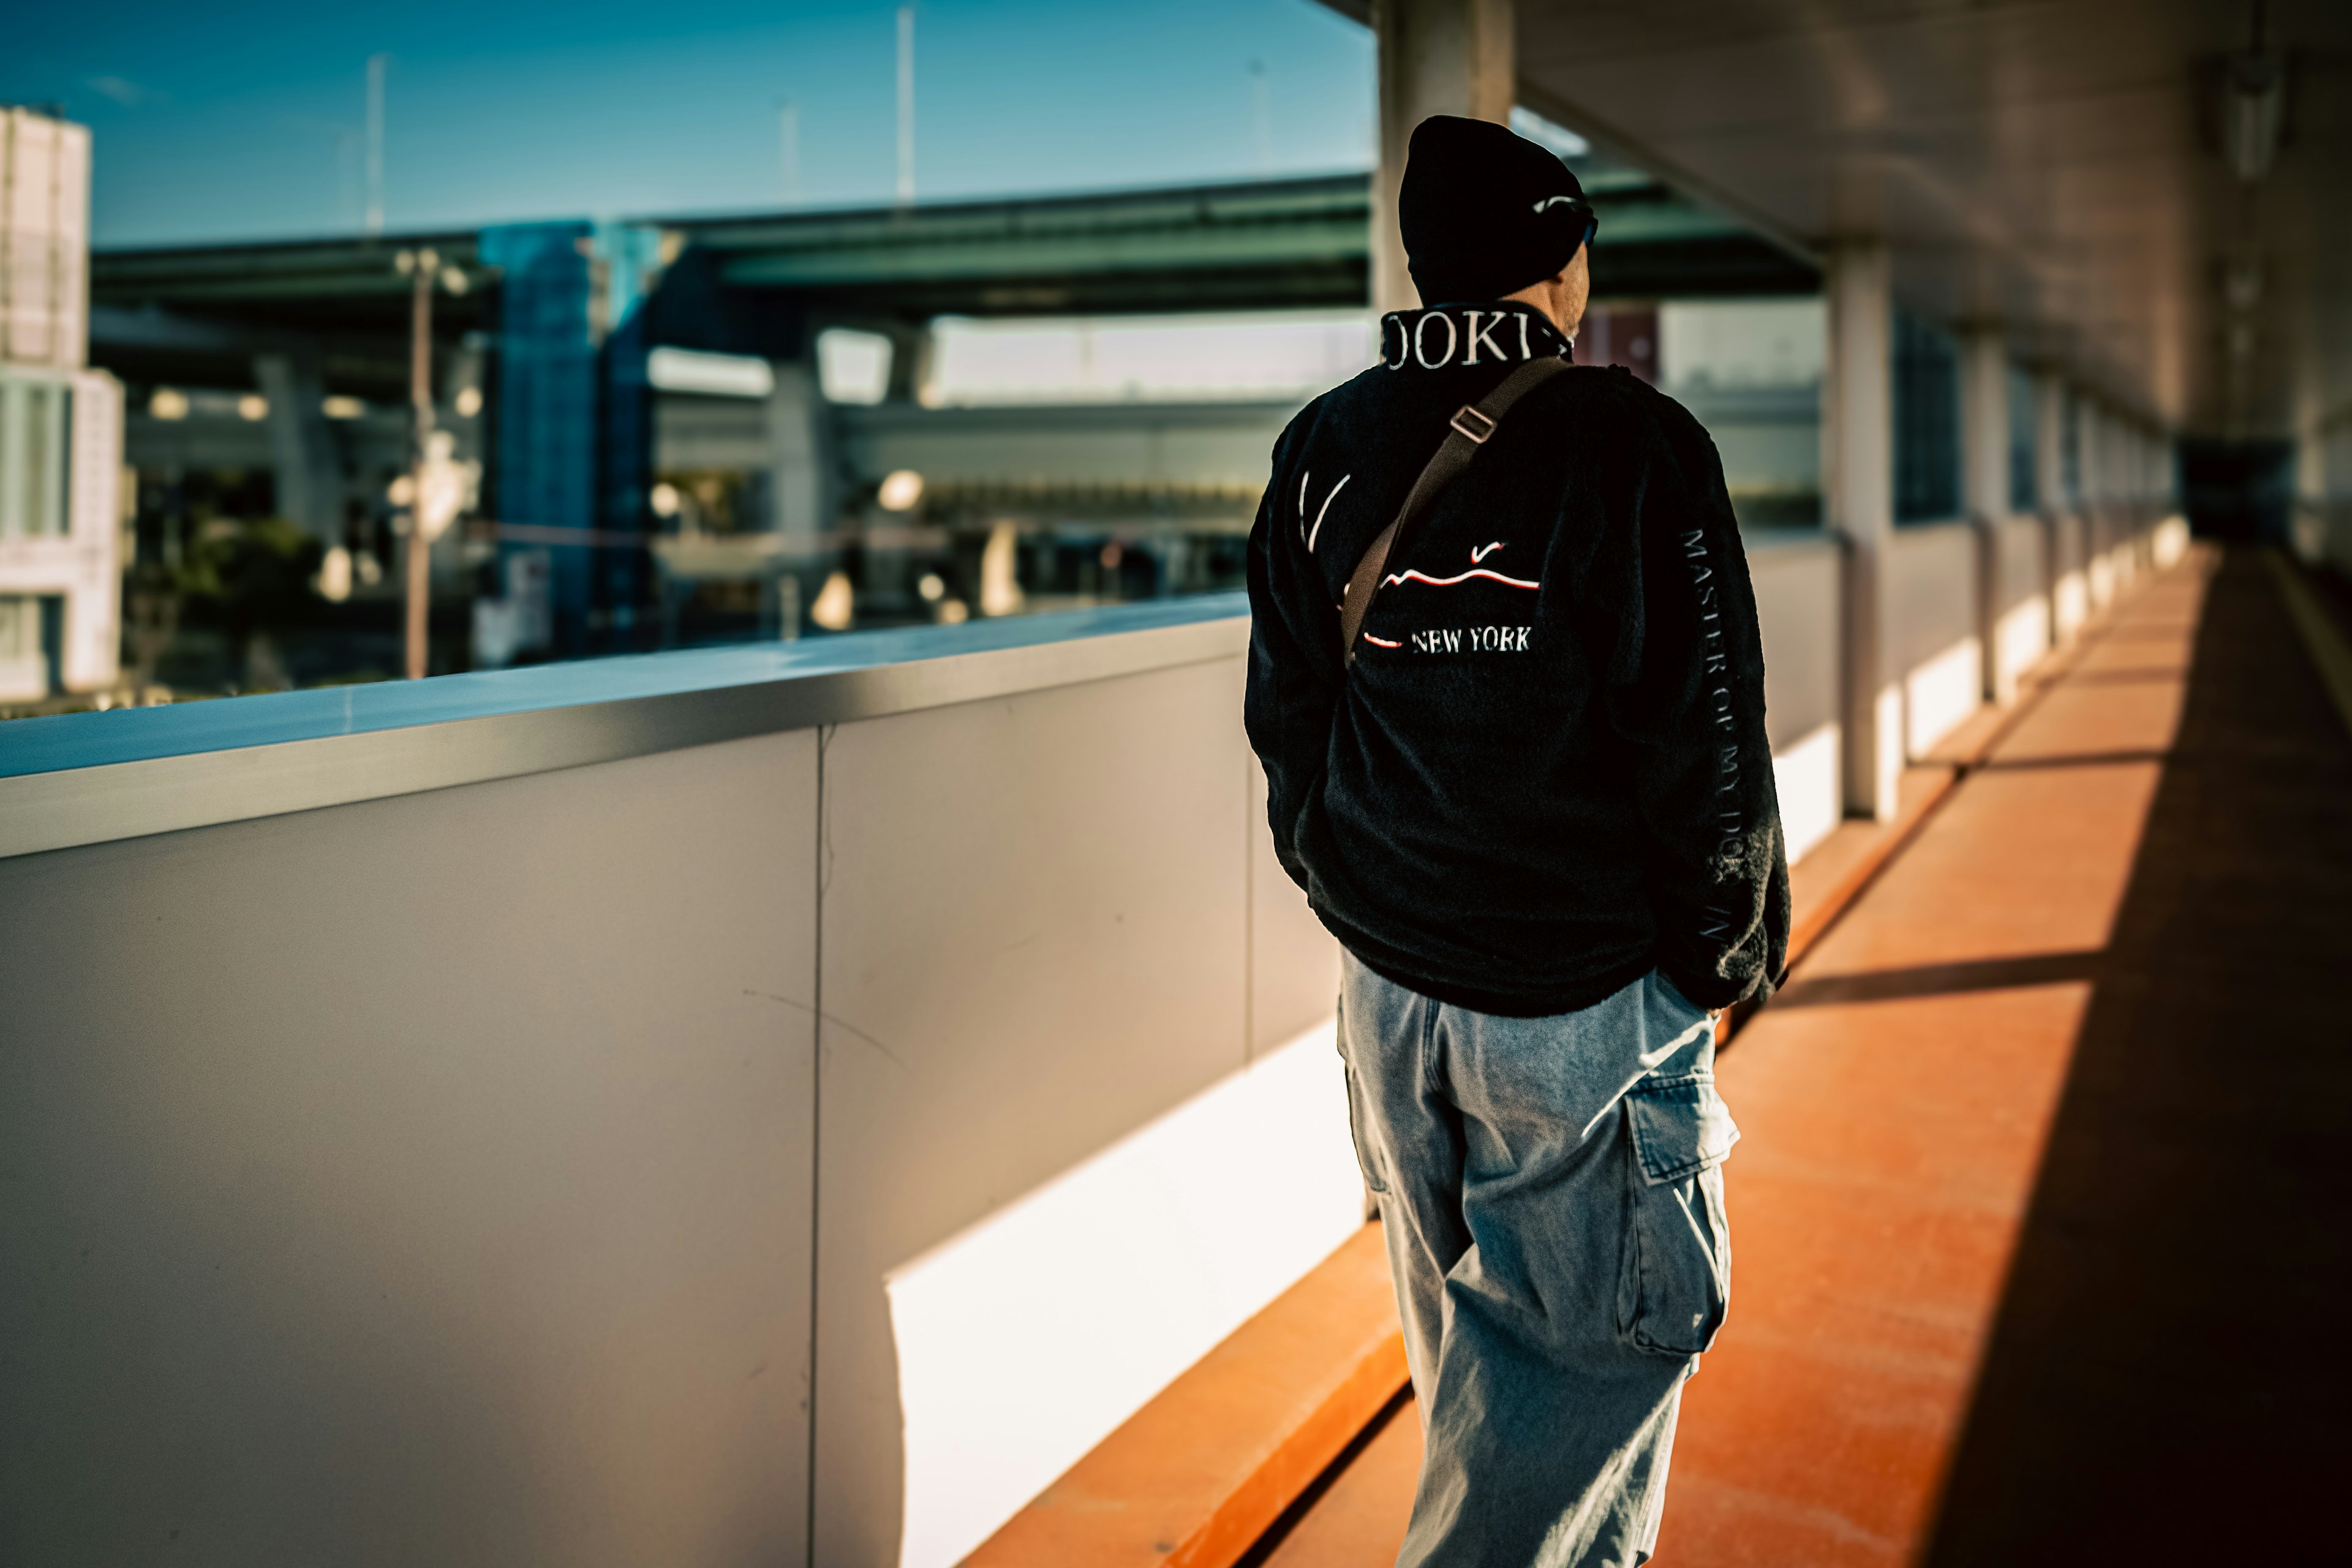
[1403,626,1531,654]
[1381,544,1539,592]
[1381,309,1557,370]
[1306,473,1351,552]
[1359,541,1540,657]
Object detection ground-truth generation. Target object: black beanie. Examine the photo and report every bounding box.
[1399,115,1594,306]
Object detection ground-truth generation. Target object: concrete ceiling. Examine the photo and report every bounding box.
[1332,0,2352,439]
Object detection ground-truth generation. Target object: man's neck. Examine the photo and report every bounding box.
[1501,277,1579,340]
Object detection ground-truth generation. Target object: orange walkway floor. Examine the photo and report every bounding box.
[1248,549,2352,1564]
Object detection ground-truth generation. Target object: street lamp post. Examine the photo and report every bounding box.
[399,246,437,680]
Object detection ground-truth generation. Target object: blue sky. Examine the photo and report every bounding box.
[4,1,1375,248]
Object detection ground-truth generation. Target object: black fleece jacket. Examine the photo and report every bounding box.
[1245,303,1789,1016]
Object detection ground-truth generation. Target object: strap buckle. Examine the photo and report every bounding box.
[1449,404,1498,444]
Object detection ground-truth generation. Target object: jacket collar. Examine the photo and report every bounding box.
[1378,303,1571,372]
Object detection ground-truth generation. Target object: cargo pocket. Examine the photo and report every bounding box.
[1336,1000,1387,1196]
[1340,1059,1389,1194]
[1616,1073,1738,1357]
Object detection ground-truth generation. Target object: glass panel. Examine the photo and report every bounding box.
[2007,364,2038,513]
[0,377,72,538]
[1656,298,1826,529]
[0,382,20,539]
[0,594,47,699]
[1892,311,1960,522]
[54,383,73,537]
[24,384,53,536]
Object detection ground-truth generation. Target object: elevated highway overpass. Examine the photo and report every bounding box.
[88,168,1810,394]
[91,167,1817,655]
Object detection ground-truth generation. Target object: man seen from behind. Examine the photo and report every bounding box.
[1243,115,1790,1567]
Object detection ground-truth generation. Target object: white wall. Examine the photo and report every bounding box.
[809,656,1349,1567]
[1747,532,1842,863]
[0,732,823,1566]
[0,629,1349,1568]
[2086,505,2121,611]
[2049,510,2089,645]
[1888,522,1983,758]
[1986,515,2051,705]
[885,1022,1360,1567]
[2152,514,2190,570]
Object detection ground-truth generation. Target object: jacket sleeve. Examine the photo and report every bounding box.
[1243,425,1342,894]
[1594,393,1790,1009]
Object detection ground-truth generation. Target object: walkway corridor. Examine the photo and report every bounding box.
[1256,549,2352,1564]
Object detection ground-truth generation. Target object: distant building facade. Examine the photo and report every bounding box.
[1,106,122,700]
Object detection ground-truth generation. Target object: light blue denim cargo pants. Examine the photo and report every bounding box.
[1337,952,1738,1568]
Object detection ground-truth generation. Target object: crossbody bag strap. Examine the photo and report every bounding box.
[1339,355,1569,667]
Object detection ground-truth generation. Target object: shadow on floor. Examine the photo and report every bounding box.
[1970,748,2173,773]
[1769,949,2106,1009]
[1921,549,2352,1562]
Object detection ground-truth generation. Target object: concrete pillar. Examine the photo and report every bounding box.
[2294,415,2326,561]
[1372,0,1516,314]
[2118,417,2133,510]
[1822,239,1899,821]
[767,360,834,537]
[2117,411,2135,533]
[2292,355,2333,564]
[2134,423,2154,533]
[2117,415,2139,563]
[253,353,342,544]
[2086,407,2102,515]
[1959,325,2010,701]
[1959,326,2010,527]
[2040,375,2089,646]
[2078,399,2102,536]
[881,319,933,404]
[2137,423,2155,564]
[2120,421,2136,511]
[2117,411,2135,514]
[2305,420,2352,572]
[2111,415,2130,573]
[2081,401,2117,606]
[2034,369,2068,518]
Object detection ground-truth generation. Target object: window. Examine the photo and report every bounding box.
[2062,394,2082,503]
[0,376,73,539]
[0,595,53,698]
[2008,364,2038,513]
[1891,312,1959,522]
